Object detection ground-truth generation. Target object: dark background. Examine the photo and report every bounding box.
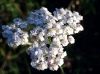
[0,0,100,74]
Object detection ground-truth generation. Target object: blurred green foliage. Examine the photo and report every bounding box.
[0,0,100,74]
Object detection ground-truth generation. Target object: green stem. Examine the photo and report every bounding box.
[26,42,32,45]
[24,54,31,74]
[0,61,7,73]
[48,37,52,46]
[60,66,65,74]
[11,49,25,59]
[67,0,75,10]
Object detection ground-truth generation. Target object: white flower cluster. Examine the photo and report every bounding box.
[2,18,28,47]
[2,7,83,71]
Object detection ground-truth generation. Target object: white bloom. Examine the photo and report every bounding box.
[45,22,53,29]
[32,41,39,48]
[36,49,43,57]
[56,58,64,66]
[61,39,69,46]
[53,12,62,20]
[60,34,68,46]
[62,26,73,35]
[13,18,22,26]
[39,42,46,47]
[50,19,56,24]
[30,26,42,36]
[40,62,48,70]
[52,36,61,47]
[58,45,64,52]
[47,28,56,36]
[62,34,67,40]
[41,47,48,54]
[79,25,84,31]
[68,36,75,44]
[53,23,61,29]
[67,18,73,24]
[34,50,38,55]
[2,30,13,38]
[30,60,37,67]
[48,54,56,64]
[20,21,28,28]
[73,11,83,21]
[49,46,58,55]
[38,55,45,62]
[53,36,60,43]
[21,37,28,45]
[49,64,59,71]
[49,58,55,64]
[58,51,67,58]
[56,28,63,35]
[66,27,74,35]
[74,24,84,33]
[66,10,73,17]
[37,34,44,41]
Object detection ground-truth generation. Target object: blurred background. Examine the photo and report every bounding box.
[0,0,100,74]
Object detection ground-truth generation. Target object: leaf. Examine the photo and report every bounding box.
[62,63,66,68]
[0,48,6,57]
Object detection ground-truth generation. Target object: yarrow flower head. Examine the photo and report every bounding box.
[2,7,84,71]
[2,22,28,47]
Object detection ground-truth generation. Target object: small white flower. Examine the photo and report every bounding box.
[48,54,56,64]
[62,34,67,40]
[30,60,37,68]
[2,25,8,30]
[50,19,56,24]
[49,46,58,55]
[52,36,61,47]
[47,28,56,36]
[36,49,43,57]
[58,51,67,58]
[53,36,60,42]
[56,58,64,66]
[41,47,48,54]
[53,10,62,20]
[71,23,83,34]
[49,64,59,71]
[37,34,44,41]
[34,50,38,55]
[20,21,28,28]
[21,37,28,45]
[58,45,64,52]
[56,28,63,35]
[61,39,69,46]
[45,22,53,29]
[68,36,75,44]
[40,62,48,70]
[49,58,54,64]
[38,55,45,62]
[53,23,61,29]
[66,27,74,35]
[32,41,39,48]
[39,42,46,47]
